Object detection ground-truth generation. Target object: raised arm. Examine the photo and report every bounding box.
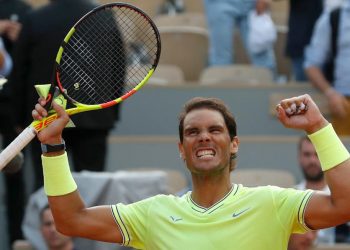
[32,98,123,243]
[276,94,350,230]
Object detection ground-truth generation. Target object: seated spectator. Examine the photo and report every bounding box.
[288,231,318,250]
[40,205,76,250]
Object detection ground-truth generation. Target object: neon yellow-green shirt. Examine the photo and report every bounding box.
[111,184,313,250]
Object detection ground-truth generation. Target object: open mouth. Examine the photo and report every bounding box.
[196,149,216,158]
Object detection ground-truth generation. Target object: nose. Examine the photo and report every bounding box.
[198,131,210,142]
[310,154,320,164]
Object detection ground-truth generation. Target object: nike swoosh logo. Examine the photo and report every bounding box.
[232,208,250,218]
[170,216,183,222]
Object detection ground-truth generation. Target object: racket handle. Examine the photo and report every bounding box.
[0,126,37,171]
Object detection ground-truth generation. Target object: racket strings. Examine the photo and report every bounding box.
[63,12,126,104]
[116,8,158,84]
[58,5,159,105]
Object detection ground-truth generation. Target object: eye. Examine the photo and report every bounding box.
[303,152,312,157]
[210,127,222,134]
[185,129,198,136]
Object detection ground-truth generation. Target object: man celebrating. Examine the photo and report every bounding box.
[31,94,350,249]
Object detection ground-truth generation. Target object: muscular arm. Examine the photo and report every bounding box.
[305,66,331,93]
[304,160,350,229]
[276,94,350,230]
[33,100,124,243]
[48,191,123,243]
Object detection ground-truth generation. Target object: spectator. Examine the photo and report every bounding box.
[295,136,327,192]
[204,0,276,74]
[304,1,350,136]
[288,231,318,250]
[40,205,76,250]
[0,0,32,247]
[0,0,29,51]
[285,0,323,81]
[8,0,123,192]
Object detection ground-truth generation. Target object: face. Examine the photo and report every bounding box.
[178,108,238,175]
[298,139,323,181]
[288,231,318,250]
[41,208,72,249]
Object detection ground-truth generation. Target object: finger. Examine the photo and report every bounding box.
[37,97,47,107]
[279,95,308,117]
[282,101,294,116]
[51,101,69,122]
[32,109,43,121]
[276,104,288,121]
[35,103,48,117]
[51,100,64,113]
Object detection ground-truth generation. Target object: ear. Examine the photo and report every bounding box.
[230,136,239,155]
[178,141,185,160]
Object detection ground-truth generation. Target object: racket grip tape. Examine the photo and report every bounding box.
[0,127,37,170]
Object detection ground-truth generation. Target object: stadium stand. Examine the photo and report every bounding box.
[270,0,289,27]
[199,64,274,86]
[230,169,296,188]
[154,12,207,29]
[148,64,186,86]
[158,26,209,81]
[182,0,205,13]
[99,0,164,18]
[312,244,350,250]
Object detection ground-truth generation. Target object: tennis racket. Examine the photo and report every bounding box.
[0,2,161,170]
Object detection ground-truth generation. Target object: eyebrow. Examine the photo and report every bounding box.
[184,124,225,132]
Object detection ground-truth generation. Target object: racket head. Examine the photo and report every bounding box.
[49,2,161,110]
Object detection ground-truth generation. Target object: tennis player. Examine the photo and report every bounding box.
[32,94,350,250]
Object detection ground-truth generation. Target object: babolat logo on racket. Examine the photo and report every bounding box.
[33,114,58,131]
[74,82,80,90]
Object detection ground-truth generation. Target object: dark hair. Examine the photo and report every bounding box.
[298,136,311,151]
[178,97,238,171]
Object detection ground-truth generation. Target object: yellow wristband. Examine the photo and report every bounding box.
[308,124,350,171]
[42,152,77,196]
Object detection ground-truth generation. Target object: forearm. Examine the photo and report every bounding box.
[43,152,85,235]
[34,98,122,242]
[305,66,333,93]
